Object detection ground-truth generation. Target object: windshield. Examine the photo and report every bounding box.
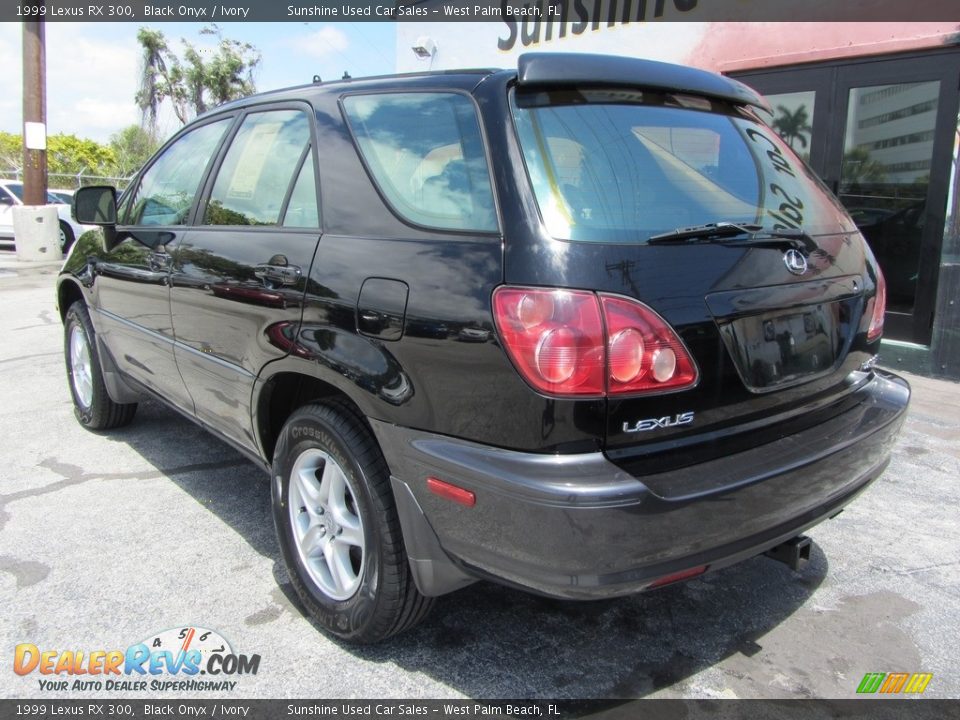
[511,89,852,243]
[4,182,24,201]
[3,182,63,205]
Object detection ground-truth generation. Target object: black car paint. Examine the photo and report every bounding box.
[57,55,908,601]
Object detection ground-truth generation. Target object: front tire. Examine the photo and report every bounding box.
[272,401,432,643]
[59,221,75,254]
[64,301,137,430]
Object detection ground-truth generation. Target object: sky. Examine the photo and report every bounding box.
[0,22,397,145]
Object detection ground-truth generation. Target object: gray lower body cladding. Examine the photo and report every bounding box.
[374,371,909,599]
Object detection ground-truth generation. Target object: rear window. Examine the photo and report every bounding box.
[342,92,497,233]
[512,89,850,243]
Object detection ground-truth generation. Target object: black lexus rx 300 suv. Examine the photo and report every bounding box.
[59,53,909,643]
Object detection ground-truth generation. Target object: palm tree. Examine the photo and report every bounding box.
[772,104,813,150]
[135,28,170,139]
[841,147,887,186]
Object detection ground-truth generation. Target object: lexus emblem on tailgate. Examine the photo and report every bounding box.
[623,412,695,433]
[783,249,808,275]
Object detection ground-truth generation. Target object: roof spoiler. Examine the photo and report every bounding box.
[517,53,771,112]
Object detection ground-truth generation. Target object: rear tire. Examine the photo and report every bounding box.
[64,301,137,430]
[271,400,433,643]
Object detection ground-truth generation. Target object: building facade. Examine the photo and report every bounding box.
[396,16,960,380]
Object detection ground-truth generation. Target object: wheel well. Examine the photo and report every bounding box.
[258,373,369,464]
[58,280,84,322]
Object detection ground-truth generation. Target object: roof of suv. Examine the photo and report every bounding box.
[211,68,499,114]
[207,53,768,116]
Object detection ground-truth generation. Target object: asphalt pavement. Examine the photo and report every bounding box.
[1,250,958,701]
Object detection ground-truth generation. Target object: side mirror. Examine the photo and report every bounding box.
[73,186,118,225]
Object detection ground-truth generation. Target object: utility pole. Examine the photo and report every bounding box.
[22,21,47,206]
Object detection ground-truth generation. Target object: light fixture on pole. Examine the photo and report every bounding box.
[411,36,437,62]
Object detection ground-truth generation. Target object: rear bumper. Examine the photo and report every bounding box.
[373,371,909,599]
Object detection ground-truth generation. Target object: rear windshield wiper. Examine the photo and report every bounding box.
[648,222,762,244]
[648,222,815,251]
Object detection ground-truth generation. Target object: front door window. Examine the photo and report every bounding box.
[125,118,232,226]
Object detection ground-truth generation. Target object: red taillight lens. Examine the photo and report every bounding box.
[866,268,886,343]
[492,288,605,396]
[601,295,698,395]
[492,287,698,397]
[609,328,644,384]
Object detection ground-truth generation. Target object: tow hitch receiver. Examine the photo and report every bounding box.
[765,535,812,571]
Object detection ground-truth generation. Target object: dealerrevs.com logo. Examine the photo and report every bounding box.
[14,626,260,692]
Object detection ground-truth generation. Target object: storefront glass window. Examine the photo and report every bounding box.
[839,81,940,314]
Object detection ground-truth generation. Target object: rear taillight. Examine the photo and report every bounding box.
[492,288,605,396]
[866,268,886,343]
[601,296,699,395]
[492,287,698,398]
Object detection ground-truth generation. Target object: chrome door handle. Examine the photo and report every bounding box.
[254,264,302,286]
[148,252,173,272]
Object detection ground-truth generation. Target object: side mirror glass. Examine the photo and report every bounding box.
[73,186,117,225]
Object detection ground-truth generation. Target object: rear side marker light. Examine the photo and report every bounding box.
[427,477,476,508]
[647,564,708,589]
[492,286,698,397]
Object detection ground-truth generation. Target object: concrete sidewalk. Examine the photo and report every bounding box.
[0,248,65,289]
[0,248,64,271]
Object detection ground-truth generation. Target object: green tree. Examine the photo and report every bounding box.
[0,131,20,172]
[47,135,116,176]
[108,125,159,177]
[136,24,260,131]
[772,104,813,150]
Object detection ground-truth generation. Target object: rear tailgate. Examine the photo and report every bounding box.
[502,80,884,471]
[500,237,877,465]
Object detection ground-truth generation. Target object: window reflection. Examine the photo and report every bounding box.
[839,81,939,314]
[763,91,816,162]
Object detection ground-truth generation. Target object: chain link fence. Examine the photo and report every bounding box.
[1,169,132,192]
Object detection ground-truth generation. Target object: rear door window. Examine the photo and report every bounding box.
[282,156,320,228]
[342,92,497,232]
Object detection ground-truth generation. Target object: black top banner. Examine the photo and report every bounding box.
[3,0,959,22]
[2,699,960,720]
